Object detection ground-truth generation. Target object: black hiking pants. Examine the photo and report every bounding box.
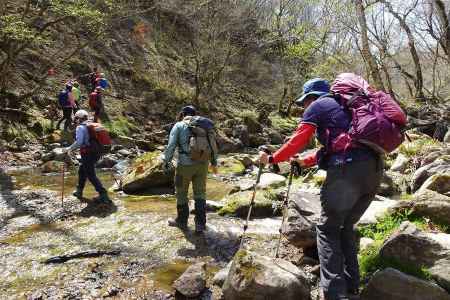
[317,155,383,300]
[78,152,106,195]
[57,107,72,131]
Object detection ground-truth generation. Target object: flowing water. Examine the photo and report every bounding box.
[0,166,281,299]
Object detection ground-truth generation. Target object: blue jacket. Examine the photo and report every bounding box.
[164,117,217,166]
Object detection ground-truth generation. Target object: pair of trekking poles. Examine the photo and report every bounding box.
[239,147,301,258]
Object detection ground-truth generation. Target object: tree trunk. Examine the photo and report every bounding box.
[354,0,385,90]
[382,0,425,100]
[434,0,450,62]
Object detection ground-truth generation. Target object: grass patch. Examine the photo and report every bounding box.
[357,209,442,281]
[398,137,440,158]
[269,113,298,133]
[104,116,138,138]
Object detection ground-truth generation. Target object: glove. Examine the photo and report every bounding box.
[163,161,174,175]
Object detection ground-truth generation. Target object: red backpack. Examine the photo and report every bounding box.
[86,122,112,155]
[89,92,99,109]
[330,73,407,154]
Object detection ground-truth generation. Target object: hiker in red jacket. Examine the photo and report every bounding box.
[259,77,384,300]
[89,87,103,122]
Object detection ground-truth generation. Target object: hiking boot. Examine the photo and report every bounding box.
[168,218,188,230]
[72,188,83,199]
[194,199,206,234]
[93,192,112,204]
[168,204,189,230]
[195,222,206,234]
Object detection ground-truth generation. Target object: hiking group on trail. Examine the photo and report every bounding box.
[55,67,109,131]
[49,69,406,300]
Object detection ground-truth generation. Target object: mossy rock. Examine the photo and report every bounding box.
[122,151,174,194]
[217,157,246,175]
[218,191,278,218]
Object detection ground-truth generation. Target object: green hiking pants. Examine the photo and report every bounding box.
[175,162,208,206]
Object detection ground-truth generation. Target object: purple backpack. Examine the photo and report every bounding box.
[330,73,407,154]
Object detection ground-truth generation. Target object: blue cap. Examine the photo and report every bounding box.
[181,105,196,116]
[295,78,330,106]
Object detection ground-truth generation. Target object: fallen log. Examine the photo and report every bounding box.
[43,249,121,264]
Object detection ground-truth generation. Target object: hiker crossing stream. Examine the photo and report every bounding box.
[0,165,285,299]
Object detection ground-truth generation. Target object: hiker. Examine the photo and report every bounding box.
[71,81,81,110]
[89,68,100,92]
[89,87,103,122]
[62,109,111,203]
[259,77,387,300]
[56,84,75,131]
[95,73,109,90]
[163,105,218,234]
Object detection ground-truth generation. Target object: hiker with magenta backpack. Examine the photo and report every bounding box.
[62,109,112,204]
[259,74,406,300]
[163,105,219,234]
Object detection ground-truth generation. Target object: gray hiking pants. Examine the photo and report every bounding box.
[317,155,383,300]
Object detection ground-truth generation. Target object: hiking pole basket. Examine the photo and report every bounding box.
[239,163,264,249]
[275,161,300,258]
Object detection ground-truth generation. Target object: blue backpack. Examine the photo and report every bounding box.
[99,78,108,89]
[58,90,70,107]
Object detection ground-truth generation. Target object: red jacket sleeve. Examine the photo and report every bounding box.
[271,123,316,164]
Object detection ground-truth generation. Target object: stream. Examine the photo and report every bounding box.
[0,166,282,299]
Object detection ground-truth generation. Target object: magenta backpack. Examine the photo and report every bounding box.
[330,73,407,154]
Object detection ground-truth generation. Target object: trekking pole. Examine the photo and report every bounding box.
[275,161,298,258]
[60,162,65,209]
[239,162,264,249]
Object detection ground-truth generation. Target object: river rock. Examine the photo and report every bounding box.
[379,172,401,197]
[216,132,244,153]
[41,160,63,173]
[412,156,450,192]
[360,237,375,251]
[118,149,132,157]
[418,173,450,195]
[361,268,450,300]
[114,135,136,148]
[257,173,286,189]
[222,250,310,300]
[281,189,321,248]
[213,261,232,287]
[390,153,410,172]
[393,189,450,231]
[121,151,174,194]
[232,125,250,147]
[96,155,119,169]
[218,190,278,218]
[358,195,398,225]
[445,130,450,143]
[380,221,450,291]
[217,157,246,175]
[172,262,206,298]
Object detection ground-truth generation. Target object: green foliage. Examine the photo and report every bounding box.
[269,113,298,133]
[104,116,137,138]
[357,210,440,281]
[398,137,440,158]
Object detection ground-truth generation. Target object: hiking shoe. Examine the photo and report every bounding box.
[72,189,83,199]
[195,223,206,234]
[168,218,188,230]
[93,193,112,204]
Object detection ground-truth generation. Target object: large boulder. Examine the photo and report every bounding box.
[121,151,174,194]
[412,156,450,192]
[257,173,286,189]
[394,189,450,225]
[379,172,402,197]
[216,132,244,154]
[222,250,310,300]
[173,262,207,298]
[217,156,246,175]
[380,221,450,291]
[390,153,410,173]
[361,268,450,300]
[358,195,398,225]
[281,189,321,248]
[218,191,278,218]
[418,173,450,195]
[41,160,63,173]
